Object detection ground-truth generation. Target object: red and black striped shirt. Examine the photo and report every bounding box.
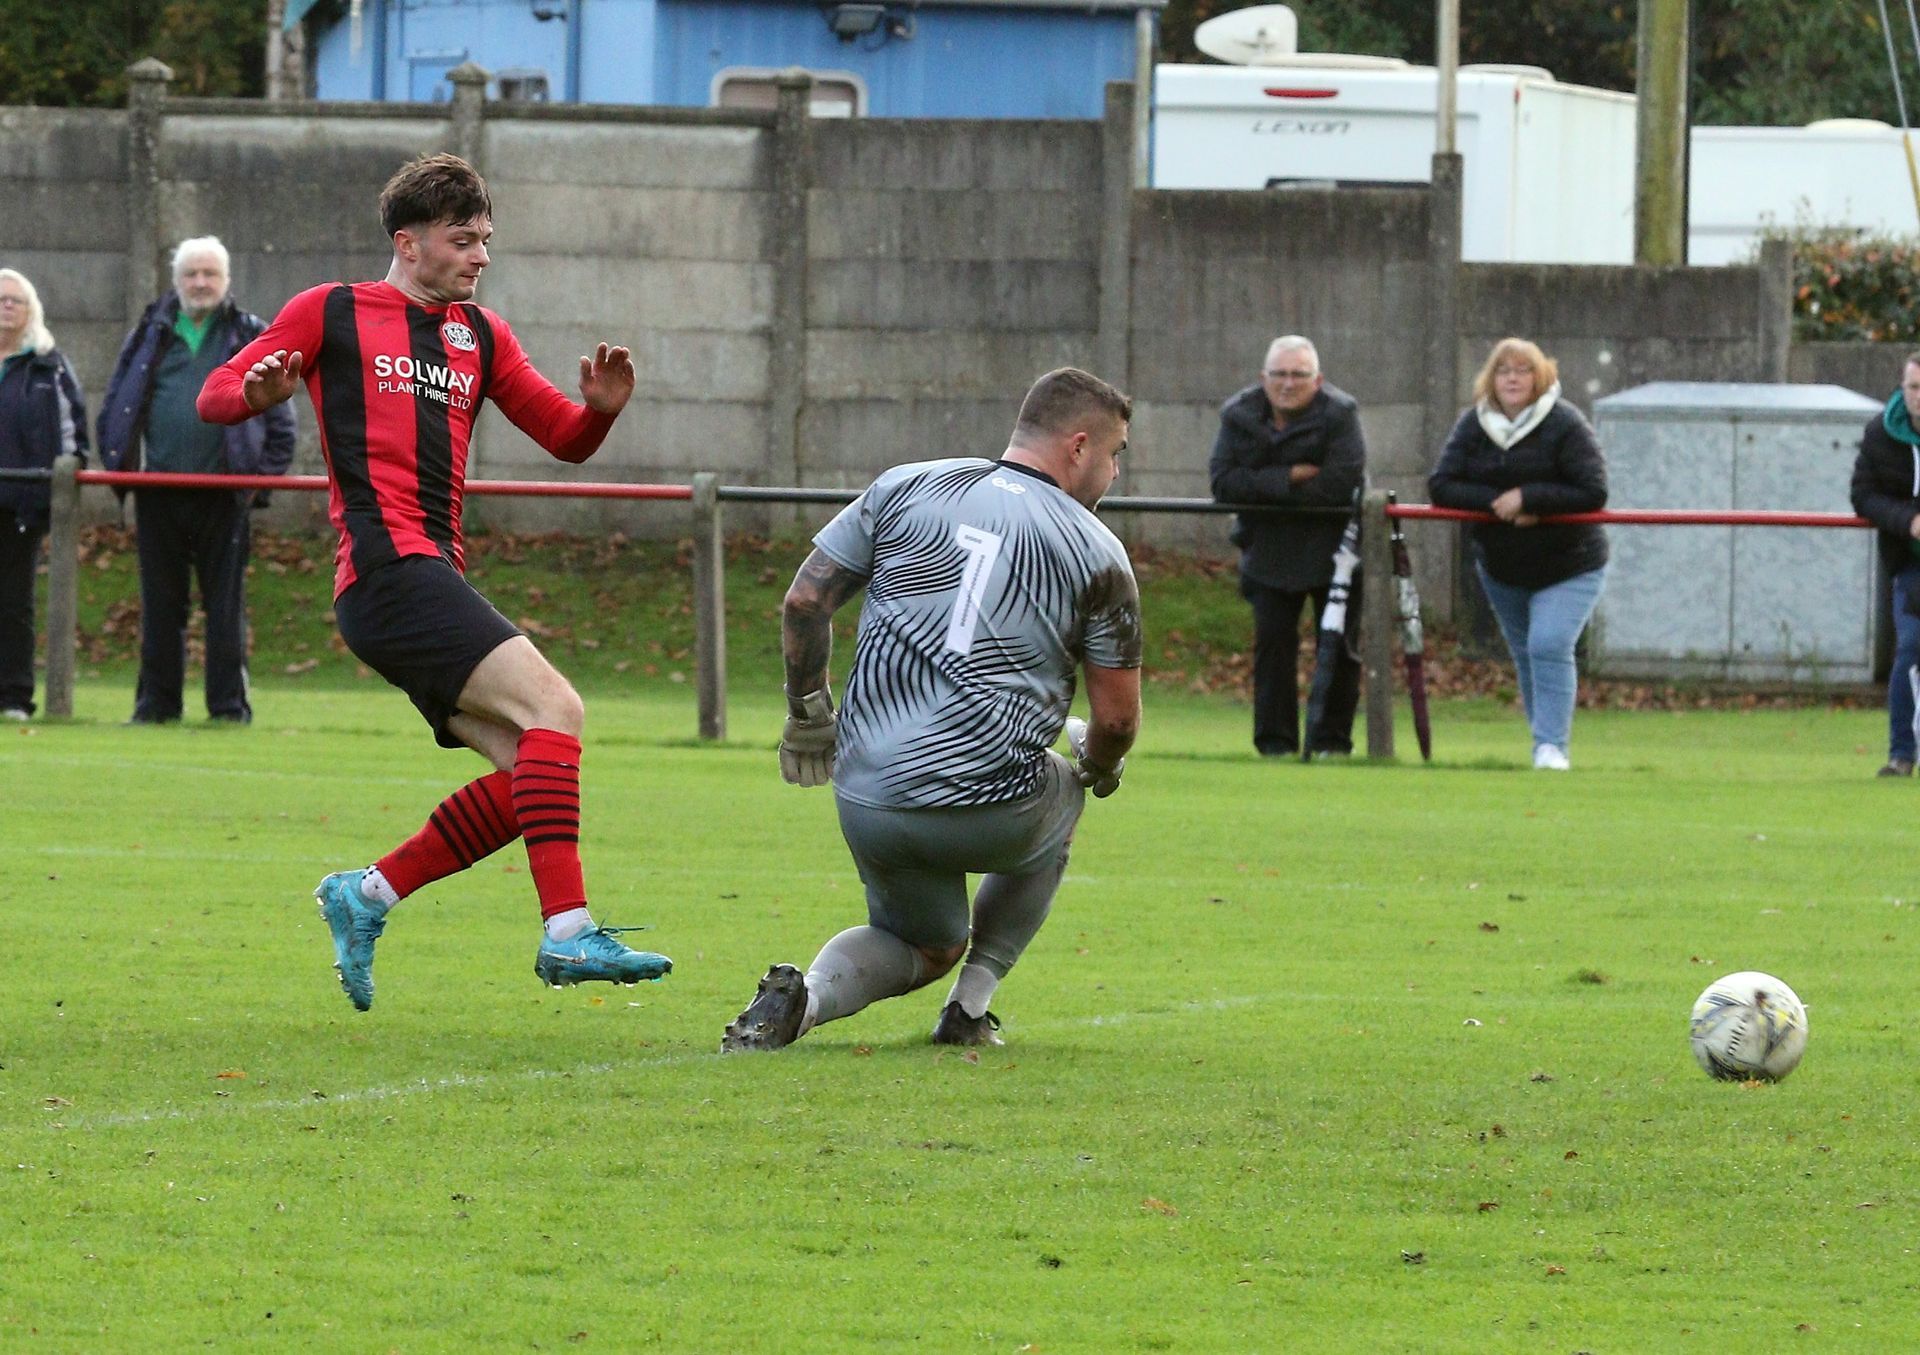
[200,281,615,597]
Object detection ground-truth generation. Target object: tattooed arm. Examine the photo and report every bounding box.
[776,547,870,787]
[781,547,870,701]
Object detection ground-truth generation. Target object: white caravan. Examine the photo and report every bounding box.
[1151,57,1638,264]
[1153,61,1920,265]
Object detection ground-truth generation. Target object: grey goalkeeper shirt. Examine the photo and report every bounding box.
[816,456,1143,810]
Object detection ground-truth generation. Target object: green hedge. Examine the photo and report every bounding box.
[1764,227,1920,341]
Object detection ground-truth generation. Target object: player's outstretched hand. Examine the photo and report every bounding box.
[1064,716,1124,798]
[779,687,837,787]
[242,350,303,412]
[579,343,636,415]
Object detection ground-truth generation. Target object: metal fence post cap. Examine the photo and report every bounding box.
[127,57,174,85]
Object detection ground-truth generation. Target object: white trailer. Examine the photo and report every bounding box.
[1152,59,1639,264]
[1154,62,1920,267]
[1689,122,1920,264]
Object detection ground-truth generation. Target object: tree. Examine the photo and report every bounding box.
[0,0,266,107]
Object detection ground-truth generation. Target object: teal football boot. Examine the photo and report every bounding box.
[534,925,672,988]
[315,869,386,1012]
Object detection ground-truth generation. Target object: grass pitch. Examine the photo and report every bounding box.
[3,682,1915,1351]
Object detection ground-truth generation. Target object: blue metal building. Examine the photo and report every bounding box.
[290,0,1159,118]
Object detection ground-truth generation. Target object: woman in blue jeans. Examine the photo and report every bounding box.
[1430,338,1608,770]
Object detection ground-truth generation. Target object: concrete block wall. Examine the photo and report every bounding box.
[1125,187,1443,601]
[475,116,776,534]
[1460,262,1790,413]
[803,119,1106,489]
[155,111,441,530]
[1788,340,1906,401]
[0,109,132,419]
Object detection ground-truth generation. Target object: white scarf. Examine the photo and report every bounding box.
[1477,382,1561,449]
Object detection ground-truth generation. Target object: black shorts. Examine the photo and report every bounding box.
[334,554,522,749]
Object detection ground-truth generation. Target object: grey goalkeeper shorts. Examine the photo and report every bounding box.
[832,752,1085,949]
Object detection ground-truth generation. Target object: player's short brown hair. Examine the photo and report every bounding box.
[1014,367,1133,439]
[379,153,493,238]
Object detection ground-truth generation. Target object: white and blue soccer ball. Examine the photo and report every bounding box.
[1689,970,1808,1083]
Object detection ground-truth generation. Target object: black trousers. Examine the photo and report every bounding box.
[1242,576,1361,756]
[133,489,252,722]
[0,508,46,714]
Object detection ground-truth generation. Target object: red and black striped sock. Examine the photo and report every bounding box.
[374,770,519,900]
[513,727,587,921]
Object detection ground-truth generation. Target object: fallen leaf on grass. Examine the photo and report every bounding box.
[1545,1265,1566,1276]
[215,1070,247,1080]
[1141,1197,1178,1217]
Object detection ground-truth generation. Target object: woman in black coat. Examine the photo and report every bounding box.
[1429,337,1607,770]
[0,268,89,720]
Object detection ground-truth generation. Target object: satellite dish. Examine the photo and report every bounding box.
[1195,5,1299,67]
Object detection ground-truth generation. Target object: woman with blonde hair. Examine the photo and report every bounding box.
[0,268,89,719]
[1429,337,1607,769]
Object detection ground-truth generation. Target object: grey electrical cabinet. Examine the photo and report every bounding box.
[1590,381,1881,684]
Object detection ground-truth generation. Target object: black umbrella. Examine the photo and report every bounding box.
[1301,507,1363,761]
[1387,493,1432,761]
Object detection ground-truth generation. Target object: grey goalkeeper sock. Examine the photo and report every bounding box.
[948,861,1064,1014]
[805,925,927,1027]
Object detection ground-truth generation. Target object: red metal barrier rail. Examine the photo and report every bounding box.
[74,469,695,500]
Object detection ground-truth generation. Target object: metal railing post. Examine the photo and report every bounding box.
[1360,489,1396,759]
[691,472,727,741]
[45,456,80,718]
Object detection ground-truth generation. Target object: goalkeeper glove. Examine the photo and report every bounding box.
[1064,716,1124,798]
[779,687,837,787]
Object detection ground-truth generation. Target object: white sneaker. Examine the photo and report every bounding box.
[0,707,28,722]
[1532,743,1570,771]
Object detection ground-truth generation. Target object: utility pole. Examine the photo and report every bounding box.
[265,0,308,101]
[1634,0,1689,264]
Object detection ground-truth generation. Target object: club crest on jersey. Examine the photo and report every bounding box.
[441,320,477,352]
[373,352,476,411]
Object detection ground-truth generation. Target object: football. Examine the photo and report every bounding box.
[1689,970,1808,1082]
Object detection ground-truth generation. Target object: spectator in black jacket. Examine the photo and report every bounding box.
[0,268,88,721]
[1209,335,1368,757]
[98,236,295,725]
[1430,337,1608,771]
[1848,352,1920,777]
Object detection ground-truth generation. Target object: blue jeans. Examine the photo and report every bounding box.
[1475,564,1607,751]
[1889,564,1920,762]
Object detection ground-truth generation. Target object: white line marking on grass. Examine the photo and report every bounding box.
[54,996,1267,1133]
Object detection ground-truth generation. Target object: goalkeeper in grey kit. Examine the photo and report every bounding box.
[722,367,1143,1051]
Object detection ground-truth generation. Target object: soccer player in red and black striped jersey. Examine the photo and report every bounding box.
[199,152,670,1011]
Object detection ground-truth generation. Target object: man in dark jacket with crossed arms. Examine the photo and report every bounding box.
[1209,334,1368,758]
